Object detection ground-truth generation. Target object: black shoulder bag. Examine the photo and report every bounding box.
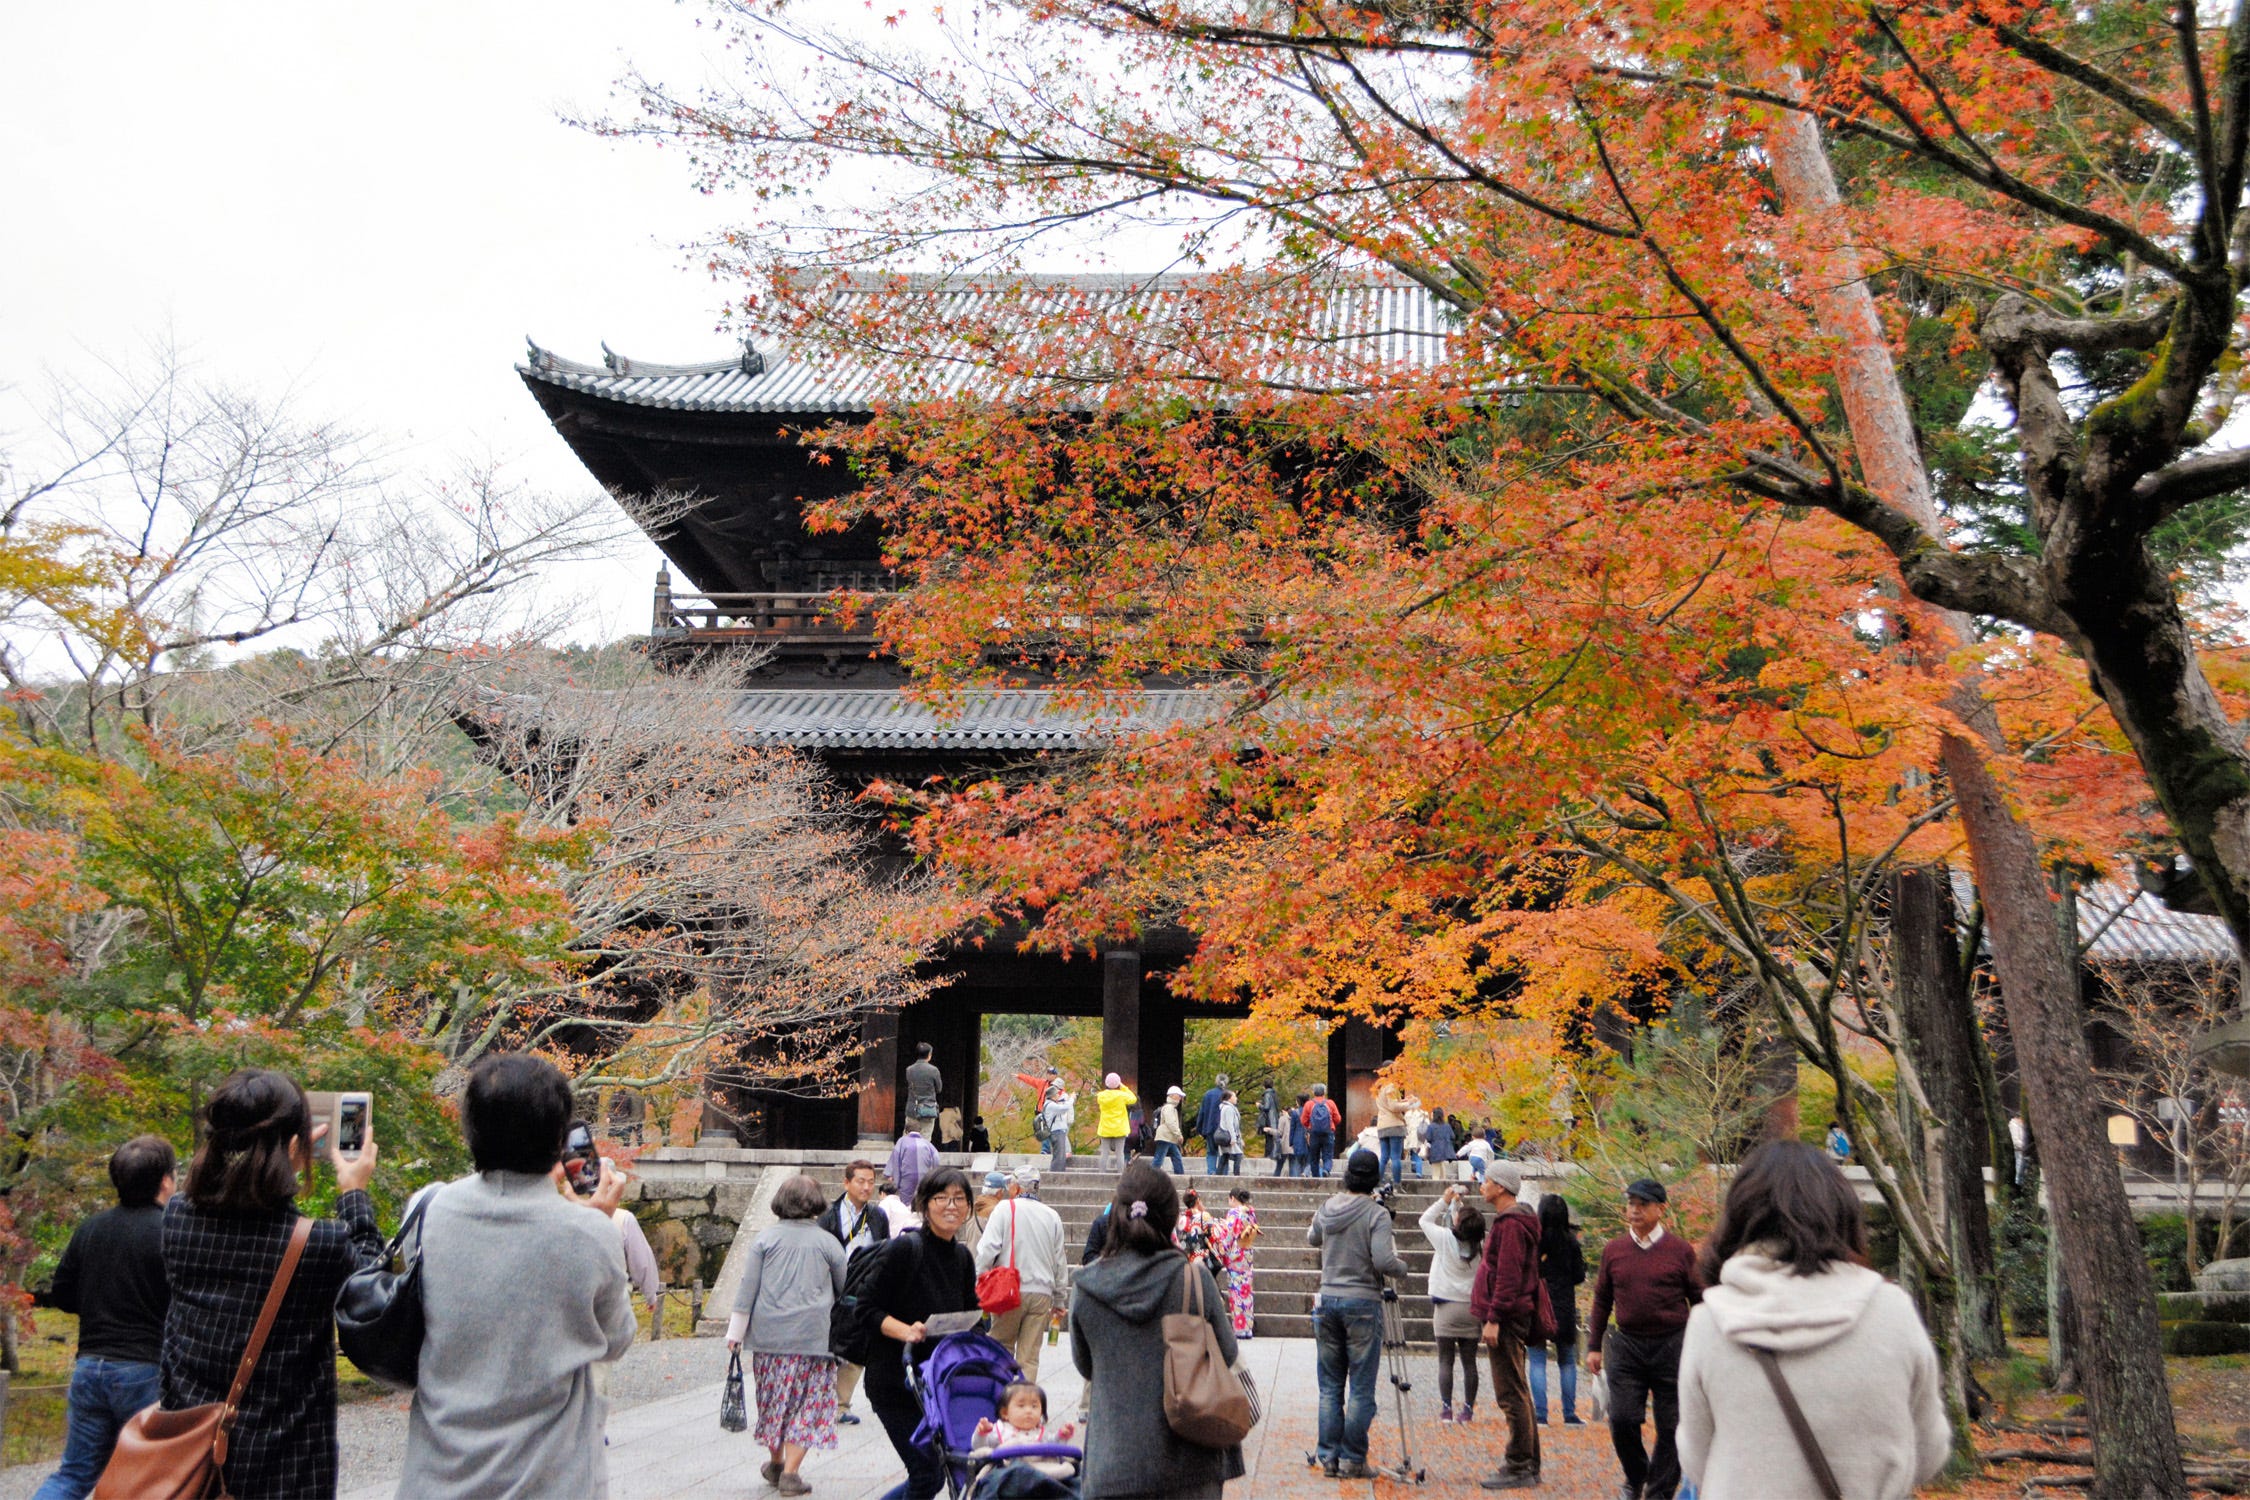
[336,1187,435,1388]
[1751,1346,1846,1500]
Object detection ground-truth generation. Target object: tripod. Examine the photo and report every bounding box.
[1372,1287,1427,1485]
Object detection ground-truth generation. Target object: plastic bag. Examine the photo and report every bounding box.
[720,1350,748,1432]
[1585,1368,1609,1423]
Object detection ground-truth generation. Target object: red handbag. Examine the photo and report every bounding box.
[975,1201,1022,1316]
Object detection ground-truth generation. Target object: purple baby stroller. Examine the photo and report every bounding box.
[905,1331,1083,1498]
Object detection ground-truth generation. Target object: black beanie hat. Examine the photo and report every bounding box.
[1344,1149,1382,1192]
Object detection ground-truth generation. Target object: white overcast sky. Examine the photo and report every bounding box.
[0,1,760,643]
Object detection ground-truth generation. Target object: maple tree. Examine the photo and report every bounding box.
[607,0,2250,1486]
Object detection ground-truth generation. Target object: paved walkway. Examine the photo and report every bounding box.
[0,1336,1630,1499]
[345,1336,1617,1500]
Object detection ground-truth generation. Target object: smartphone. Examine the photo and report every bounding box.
[564,1119,600,1193]
[307,1091,373,1160]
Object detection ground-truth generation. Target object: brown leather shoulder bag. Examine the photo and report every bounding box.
[94,1214,313,1500]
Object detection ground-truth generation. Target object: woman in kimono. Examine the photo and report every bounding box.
[1211,1187,1259,1339]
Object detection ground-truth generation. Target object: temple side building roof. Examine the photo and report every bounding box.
[722,686,1241,750]
[1949,870,2233,964]
[521,273,1456,416]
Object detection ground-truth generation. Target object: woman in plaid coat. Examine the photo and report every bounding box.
[160,1069,385,1500]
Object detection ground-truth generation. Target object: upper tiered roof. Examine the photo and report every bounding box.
[520,272,1457,417]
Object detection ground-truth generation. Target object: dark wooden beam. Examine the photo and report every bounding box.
[856,1008,901,1145]
[1102,949,1142,1093]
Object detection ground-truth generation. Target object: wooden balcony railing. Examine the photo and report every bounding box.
[651,572,896,646]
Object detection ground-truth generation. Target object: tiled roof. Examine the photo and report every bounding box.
[2077,880,2237,964]
[1950,871,2234,964]
[724,686,1243,750]
[520,273,1456,416]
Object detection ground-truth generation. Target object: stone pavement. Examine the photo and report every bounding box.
[319,1336,1626,1500]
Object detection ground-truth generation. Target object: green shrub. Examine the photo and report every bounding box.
[2160,1320,2250,1357]
[2140,1214,2196,1293]
[2156,1292,2250,1324]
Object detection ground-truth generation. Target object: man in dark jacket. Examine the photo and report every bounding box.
[1195,1073,1230,1174]
[815,1159,889,1426]
[1472,1160,1543,1491]
[1306,1149,1410,1478]
[36,1135,174,1500]
[1586,1178,1700,1500]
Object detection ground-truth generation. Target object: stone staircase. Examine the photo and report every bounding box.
[1029,1168,1465,1342]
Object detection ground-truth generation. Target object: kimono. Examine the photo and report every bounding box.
[1210,1204,1258,1339]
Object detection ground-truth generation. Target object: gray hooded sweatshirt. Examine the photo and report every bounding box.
[1069,1246,1245,1499]
[1307,1191,1411,1304]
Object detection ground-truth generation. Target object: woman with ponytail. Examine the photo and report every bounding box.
[158,1068,385,1499]
[1419,1184,1487,1425]
[1069,1162,1243,1498]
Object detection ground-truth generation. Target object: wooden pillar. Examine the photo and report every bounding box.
[856,1008,900,1146]
[957,1010,983,1141]
[1337,1016,1388,1140]
[1352,1021,1381,1141]
[1102,950,1142,1092]
[1138,982,1185,1104]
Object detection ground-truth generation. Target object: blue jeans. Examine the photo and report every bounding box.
[1150,1141,1184,1172]
[35,1357,161,1500]
[1378,1135,1405,1183]
[1308,1131,1335,1176]
[1205,1141,1222,1174]
[1313,1298,1383,1466]
[1527,1339,1579,1423]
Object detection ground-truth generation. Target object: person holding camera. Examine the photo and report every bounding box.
[1307,1149,1410,1479]
[158,1069,385,1500]
[395,1054,636,1500]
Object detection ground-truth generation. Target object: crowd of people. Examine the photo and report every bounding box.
[993,1060,1525,1190]
[33,1055,1953,1500]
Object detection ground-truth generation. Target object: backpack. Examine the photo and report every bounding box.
[830,1230,920,1365]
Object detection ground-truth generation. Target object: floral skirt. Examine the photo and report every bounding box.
[752,1351,840,1452]
[1226,1269,1254,1337]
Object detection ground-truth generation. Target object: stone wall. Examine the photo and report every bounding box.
[619,1145,779,1287]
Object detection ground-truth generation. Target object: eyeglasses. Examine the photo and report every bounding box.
[929,1193,971,1209]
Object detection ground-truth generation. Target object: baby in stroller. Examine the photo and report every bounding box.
[971,1382,1077,1481]
[907,1332,1083,1498]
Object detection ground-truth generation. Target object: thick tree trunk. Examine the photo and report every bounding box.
[1941,738,2185,1497]
[2052,537,2250,968]
[1768,98,2186,1500]
[1892,867,2006,1360]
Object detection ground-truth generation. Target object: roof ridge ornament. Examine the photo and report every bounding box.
[740,338,766,377]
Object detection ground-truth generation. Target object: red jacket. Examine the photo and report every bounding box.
[1471,1201,1542,1327]
[1300,1098,1340,1132]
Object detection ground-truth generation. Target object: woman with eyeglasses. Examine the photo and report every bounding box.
[861,1165,979,1500]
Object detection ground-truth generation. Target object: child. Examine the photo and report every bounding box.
[971,1381,1078,1479]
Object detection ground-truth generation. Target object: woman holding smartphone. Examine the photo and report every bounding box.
[861,1166,978,1500]
[158,1068,385,1500]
